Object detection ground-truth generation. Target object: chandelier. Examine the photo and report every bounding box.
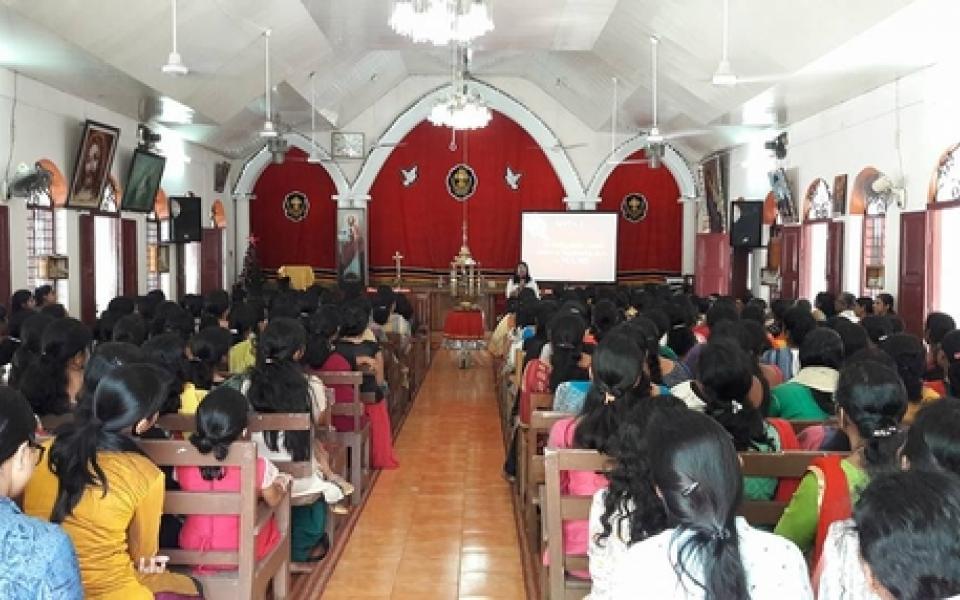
[428,44,491,130]
[389,0,494,46]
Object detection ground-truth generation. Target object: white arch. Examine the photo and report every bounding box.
[231,132,351,199]
[585,136,697,200]
[351,81,584,200]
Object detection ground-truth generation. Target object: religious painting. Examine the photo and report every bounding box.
[121,149,166,213]
[805,178,832,220]
[833,174,848,216]
[769,167,799,224]
[931,143,960,203]
[66,120,120,209]
[701,155,728,233]
[447,163,477,201]
[621,193,649,223]
[850,167,889,216]
[283,191,310,222]
[337,208,367,286]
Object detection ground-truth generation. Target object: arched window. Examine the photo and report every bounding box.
[929,145,960,320]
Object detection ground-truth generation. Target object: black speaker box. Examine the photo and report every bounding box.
[169,196,202,243]
[730,201,763,248]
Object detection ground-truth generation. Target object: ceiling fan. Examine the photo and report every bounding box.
[161,0,189,76]
[710,0,794,86]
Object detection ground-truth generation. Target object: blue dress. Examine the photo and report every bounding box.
[0,496,82,599]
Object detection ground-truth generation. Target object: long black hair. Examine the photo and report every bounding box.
[189,387,249,481]
[547,312,587,393]
[597,395,684,550]
[647,408,748,600]
[664,301,697,359]
[698,338,771,451]
[573,334,649,454]
[712,319,773,415]
[141,333,189,414]
[0,386,40,465]
[186,326,232,390]
[8,312,54,387]
[19,318,92,416]
[880,333,925,403]
[10,289,33,314]
[47,364,170,522]
[590,299,621,343]
[246,318,311,461]
[510,261,531,285]
[302,305,340,370]
[112,314,146,346]
[835,358,907,473]
[855,470,960,600]
[798,327,844,415]
[900,397,960,476]
[623,316,663,386]
[74,342,146,420]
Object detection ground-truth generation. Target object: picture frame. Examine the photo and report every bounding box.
[66,120,120,209]
[37,255,69,280]
[331,132,364,159]
[833,174,848,216]
[337,208,367,286]
[150,244,171,274]
[865,265,885,290]
[122,149,166,213]
[760,268,781,287]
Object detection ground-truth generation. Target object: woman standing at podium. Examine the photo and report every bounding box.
[506,261,540,299]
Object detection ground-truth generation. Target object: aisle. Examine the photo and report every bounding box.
[320,350,525,599]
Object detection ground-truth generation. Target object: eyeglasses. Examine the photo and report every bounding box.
[27,440,45,466]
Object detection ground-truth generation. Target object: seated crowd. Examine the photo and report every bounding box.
[492,285,960,599]
[0,281,416,598]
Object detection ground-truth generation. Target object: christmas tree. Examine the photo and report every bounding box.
[239,235,264,295]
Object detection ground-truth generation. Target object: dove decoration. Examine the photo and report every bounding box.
[401,165,418,187]
[505,165,522,191]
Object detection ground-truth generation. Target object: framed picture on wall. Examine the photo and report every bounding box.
[66,120,120,209]
[833,174,848,216]
[337,208,367,285]
[122,149,166,213]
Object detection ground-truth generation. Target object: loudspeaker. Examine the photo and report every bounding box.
[213,161,230,193]
[730,201,763,248]
[169,195,202,243]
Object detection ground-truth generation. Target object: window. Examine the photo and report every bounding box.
[930,205,960,320]
[862,215,886,296]
[26,188,68,308]
[146,215,172,298]
[183,242,200,295]
[94,215,120,315]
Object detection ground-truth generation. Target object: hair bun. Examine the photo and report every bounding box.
[190,433,216,455]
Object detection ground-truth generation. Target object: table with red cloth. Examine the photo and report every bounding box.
[442,308,486,368]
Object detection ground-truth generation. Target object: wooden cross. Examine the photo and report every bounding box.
[392,251,404,283]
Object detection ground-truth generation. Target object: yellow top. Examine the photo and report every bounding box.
[277,265,315,290]
[24,441,198,599]
[229,338,256,375]
[178,382,208,415]
[902,386,942,426]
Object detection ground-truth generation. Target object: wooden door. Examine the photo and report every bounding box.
[200,228,223,295]
[899,211,927,337]
[780,226,801,300]
[121,219,138,297]
[0,206,10,307]
[79,214,96,324]
[825,220,844,296]
[694,233,730,296]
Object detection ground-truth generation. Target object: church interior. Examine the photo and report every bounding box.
[1,0,960,598]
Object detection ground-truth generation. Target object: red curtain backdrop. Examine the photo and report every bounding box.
[250,148,337,270]
[598,151,682,275]
[368,112,565,272]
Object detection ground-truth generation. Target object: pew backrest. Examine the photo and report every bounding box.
[739,451,838,526]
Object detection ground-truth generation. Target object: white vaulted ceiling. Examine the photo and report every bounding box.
[0,0,947,161]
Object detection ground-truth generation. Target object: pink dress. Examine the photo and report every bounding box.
[544,417,608,579]
[175,457,281,572]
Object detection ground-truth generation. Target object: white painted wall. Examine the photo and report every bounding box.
[727,58,960,301]
[0,67,233,314]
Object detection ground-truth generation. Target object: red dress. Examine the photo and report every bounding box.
[324,347,399,470]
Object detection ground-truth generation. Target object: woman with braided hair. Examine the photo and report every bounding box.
[545,332,651,580]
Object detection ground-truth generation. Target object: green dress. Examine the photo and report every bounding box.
[769,381,832,420]
[774,459,869,554]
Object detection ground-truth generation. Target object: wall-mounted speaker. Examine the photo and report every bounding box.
[213,161,230,193]
[730,201,763,248]
[169,195,202,243]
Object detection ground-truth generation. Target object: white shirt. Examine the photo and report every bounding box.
[587,489,632,600]
[668,381,707,412]
[611,517,813,600]
[817,519,878,600]
[839,310,860,323]
[506,278,540,299]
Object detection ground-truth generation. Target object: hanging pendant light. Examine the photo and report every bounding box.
[428,44,491,130]
[390,0,493,46]
[259,29,277,138]
[161,0,189,75]
[307,72,324,163]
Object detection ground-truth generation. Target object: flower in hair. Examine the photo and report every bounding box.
[604,392,616,405]
[711,527,732,541]
[264,358,275,364]
[681,481,699,496]
[730,400,743,414]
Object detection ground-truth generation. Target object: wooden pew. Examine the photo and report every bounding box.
[316,371,371,507]
[138,438,291,600]
[515,393,560,502]
[739,451,836,526]
[523,411,573,556]
[543,448,612,600]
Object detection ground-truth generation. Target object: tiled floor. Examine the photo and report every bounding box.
[321,350,525,600]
